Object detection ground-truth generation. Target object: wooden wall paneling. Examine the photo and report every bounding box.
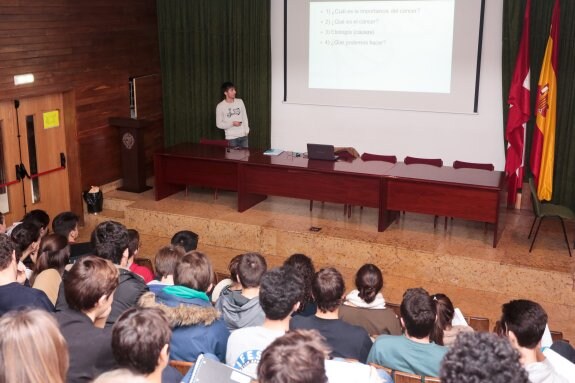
[0,0,163,191]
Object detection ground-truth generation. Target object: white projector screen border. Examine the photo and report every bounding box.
[284,0,485,114]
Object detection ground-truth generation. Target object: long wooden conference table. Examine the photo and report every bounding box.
[155,144,505,247]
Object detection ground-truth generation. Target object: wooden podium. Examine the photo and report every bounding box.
[109,117,152,193]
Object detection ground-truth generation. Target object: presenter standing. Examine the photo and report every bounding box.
[216,82,250,148]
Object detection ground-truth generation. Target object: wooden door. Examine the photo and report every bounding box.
[0,94,70,226]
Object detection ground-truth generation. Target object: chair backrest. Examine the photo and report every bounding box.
[528,177,542,217]
[200,138,229,147]
[404,156,443,167]
[369,363,393,376]
[452,160,494,171]
[466,316,490,332]
[361,153,398,163]
[169,360,194,376]
[394,370,424,383]
[550,330,564,342]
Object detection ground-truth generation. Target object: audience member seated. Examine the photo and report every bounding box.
[93,369,148,383]
[10,222,41,276]
[284,253,317,317]
[52,211,93,261]
[367,287,447,377]
[139,251,229,362]
[127,229,154,283]
[0,234,53,315]
[258,329,385,383]
[429,293,473,347]
[440,332,530,383]
[211,253,243,303]
[30,234,70,305]
[56,220,149,327]
[0,212,6,234]
[0,309,69,383]
[500,299,569,382]
[170,230,199,253]
[147,245,185,293]
[290,267,373,363]
[55,256,120,383]
[258,329,330,383]
[339,264,401,337]
[22,209,51,238]
[112,307,182,383]
[216,252,267,330]
[226,265,303,377]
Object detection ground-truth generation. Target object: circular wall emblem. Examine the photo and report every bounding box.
[122,132,135,150]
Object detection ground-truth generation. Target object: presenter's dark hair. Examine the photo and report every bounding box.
[221,81,235,96]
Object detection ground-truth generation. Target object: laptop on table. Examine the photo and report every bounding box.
[307,143,339,161]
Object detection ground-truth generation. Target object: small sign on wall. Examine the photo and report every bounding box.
[43,110,60,129]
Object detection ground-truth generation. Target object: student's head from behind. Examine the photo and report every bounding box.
[22,209,50,237]
[440,332,529,383]
[91,221,129,265]
[355,263,384,304]
[127,229,140,259]
[260,266,303,320]
[52,212,79,243]
[284,253,315,313]
[31,234,70,285]
[0,233,16,272]
[400,288,436,339]
[0,309,69,383]
[237,252,267,288]
[154,245,185,279]
[170,230,198,253]
[64,255,119,313]
[429,293,455,346]
[500,299,547,350]
[10,222,41,259]
[174,251,213,292]
[228,253,243,282]
[112,307,171,376]
[258,329,329,383]
[312,267,345,313]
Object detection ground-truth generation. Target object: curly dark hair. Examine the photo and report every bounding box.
[90,221,129,265]
[440,332,529,383]
[260,266,304,320]
[284,254,315,314]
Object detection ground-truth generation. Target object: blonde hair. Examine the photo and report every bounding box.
[0,310,69,383]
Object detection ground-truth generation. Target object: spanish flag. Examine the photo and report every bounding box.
[530,0,560,201]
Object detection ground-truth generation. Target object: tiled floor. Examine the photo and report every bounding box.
[79,186,575,340]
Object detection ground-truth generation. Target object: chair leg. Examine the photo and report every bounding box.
[348,204,352,218]
[529,217,543,252]
[558,217,572,257]
[528,216,538,238]
[444,217,448,231]
[343,204,347,216]
[214,188,218,200]
[434,215,438,229]
[310,200,313,211]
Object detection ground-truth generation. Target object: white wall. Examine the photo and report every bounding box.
[269,0,505,169]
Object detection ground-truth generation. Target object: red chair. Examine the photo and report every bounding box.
[361,153,397,163]
[453,160,494,171]
[404,156,443,167]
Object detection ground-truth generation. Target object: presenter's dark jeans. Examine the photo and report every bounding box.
[228,136,248,148]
